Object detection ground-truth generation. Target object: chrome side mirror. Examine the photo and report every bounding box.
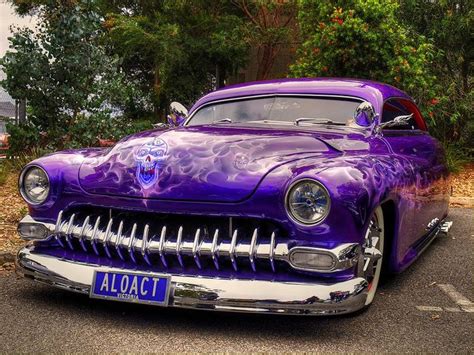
[353,101,377,127]
[167,101,188,127]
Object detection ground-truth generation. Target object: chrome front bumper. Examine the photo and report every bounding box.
[16,246,369,315]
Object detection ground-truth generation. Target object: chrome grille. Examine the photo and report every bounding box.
[53,210,290,272]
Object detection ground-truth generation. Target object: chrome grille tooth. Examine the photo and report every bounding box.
[128,223,137,263]
[91,216,101,255]
[229,229,238,271]
[249,228,258,272]
[269,231,276,272]
[103,218,114,258]
[65,214,75,250]
[211,229,219,270]
[55,210,65,248]
[176,226,184,267]
[158,226,168,267]
[79,216,90,252]
[192,228,202,269]
[142,224,152,266]
[115,220,125,260]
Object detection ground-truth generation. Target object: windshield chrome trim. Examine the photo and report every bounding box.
[185,94,365,126]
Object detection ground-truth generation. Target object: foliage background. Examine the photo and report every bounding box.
[0,0,472,169]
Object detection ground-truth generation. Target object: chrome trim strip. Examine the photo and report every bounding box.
[16,246,369,316]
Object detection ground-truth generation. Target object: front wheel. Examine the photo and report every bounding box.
[362,206,385,305]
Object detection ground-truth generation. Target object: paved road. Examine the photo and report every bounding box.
[1,208,472,352]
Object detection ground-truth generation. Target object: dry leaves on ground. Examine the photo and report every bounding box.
[0,173,27,255]
[450,163,474,199]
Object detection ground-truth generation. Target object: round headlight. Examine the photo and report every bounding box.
[20,166,50,205]
[286,179,330,225]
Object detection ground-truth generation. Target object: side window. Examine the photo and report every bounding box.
[382,99,420,130]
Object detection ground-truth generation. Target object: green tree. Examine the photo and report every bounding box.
[233,0,297,80]
[0,0,131,137]
[290,0,436,114]
[103,0,250,112]
[398,0,473,152]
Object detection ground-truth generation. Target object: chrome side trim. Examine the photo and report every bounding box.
[18,213,362,273]
[16,246,369,316]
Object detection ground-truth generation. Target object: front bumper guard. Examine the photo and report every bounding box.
[16,246,369,315]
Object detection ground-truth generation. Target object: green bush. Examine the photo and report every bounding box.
[67,112,153,148]
[6,111,154,155]
[290,0,436,106]
[6,121,41,155]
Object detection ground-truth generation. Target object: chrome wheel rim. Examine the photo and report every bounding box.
[363,207,384,305]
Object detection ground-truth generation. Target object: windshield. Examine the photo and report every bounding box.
[187,96,362,126]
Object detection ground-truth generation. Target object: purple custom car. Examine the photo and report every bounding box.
[16,78,452,315]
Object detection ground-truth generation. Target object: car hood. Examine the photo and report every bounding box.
[78,125,344,202]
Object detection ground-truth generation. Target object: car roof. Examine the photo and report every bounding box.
[189,78,412,114]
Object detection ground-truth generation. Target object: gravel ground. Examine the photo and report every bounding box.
[0,208,472,352]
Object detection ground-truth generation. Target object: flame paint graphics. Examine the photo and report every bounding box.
[135,138,168,188]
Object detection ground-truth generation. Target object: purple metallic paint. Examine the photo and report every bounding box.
[22,79,450,279]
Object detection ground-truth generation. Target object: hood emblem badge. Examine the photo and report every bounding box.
[135,138,168,188]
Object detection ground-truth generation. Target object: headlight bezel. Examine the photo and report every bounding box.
[19,165,50,205]
[285,178,331,226]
